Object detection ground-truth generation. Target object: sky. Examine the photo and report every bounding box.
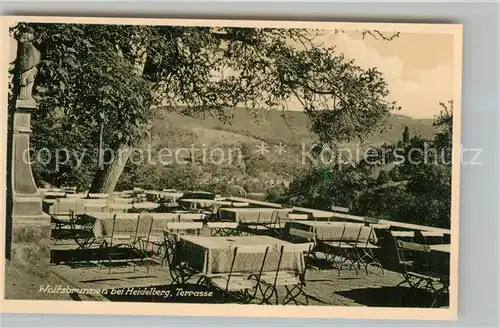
[321,30,455,119]
[9,29,455,119]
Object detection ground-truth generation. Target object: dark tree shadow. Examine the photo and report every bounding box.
[337,286,449,308]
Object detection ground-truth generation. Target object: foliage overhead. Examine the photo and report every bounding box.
[10,23,399,189]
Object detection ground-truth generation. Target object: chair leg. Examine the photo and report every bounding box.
[129,245,136,273]
[259,284,278,305]
[359,248,384,275]
[283,284,308,305]
[108,249,112,274]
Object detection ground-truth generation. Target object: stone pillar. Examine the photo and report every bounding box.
[10,27,49,223]
[6,28,50,270]
[11,105,48,222]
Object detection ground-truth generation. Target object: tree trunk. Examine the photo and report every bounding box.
[89,34,148,193]
[90,143,133,193]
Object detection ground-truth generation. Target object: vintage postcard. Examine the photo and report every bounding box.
[1,16,462,320]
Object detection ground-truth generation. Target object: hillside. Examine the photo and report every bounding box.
[153,107,437,146]
[119,107,438,193]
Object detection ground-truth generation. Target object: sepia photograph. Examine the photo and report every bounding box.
[1,16,462,319]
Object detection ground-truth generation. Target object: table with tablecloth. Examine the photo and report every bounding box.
[218,208,293,224]
[84,212,190,239]
[178,235,302,274]
[285,221,378,244]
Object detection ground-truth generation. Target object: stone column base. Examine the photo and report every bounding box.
[12,196,47,219]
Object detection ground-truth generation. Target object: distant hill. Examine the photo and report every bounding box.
[153,107,437,146]
[126,107,438,192]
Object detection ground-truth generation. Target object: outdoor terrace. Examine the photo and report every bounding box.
[43,189,450,307]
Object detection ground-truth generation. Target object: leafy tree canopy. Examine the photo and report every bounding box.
[10,23,399,191]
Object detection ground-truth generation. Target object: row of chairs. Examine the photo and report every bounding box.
[162,230,315,305]
[390,230,449,307]
[98,215,207,274]
[206,212,389,277]
[303,221,388,276]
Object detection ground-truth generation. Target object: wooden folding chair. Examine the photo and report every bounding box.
[238,211,269,235]
[397,240,448,307]
[199,245,270,304]
[257,242,314,305]
[390,230,417,286]
[286,228,317,269]
[162,231,203,285]
[419,230,445,246]
[207,222,240,236]
[349,223,384,275]
[261,210,285,238]
[317,223,359,276]
[134,215,155,272]
[99,214,140,274]
[51,209,76,239]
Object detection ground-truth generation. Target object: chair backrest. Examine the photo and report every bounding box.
[397,240,430,252]
[390,230,415,265]
[269,243,311,285]
[107,214,141,238]
[355,224,379,246]
[419,230,445,246]
[269,210,280,225]
[137,215,154,239]
[229,245,270,292]
[84,203,108,213]
[342,223,368,243]
[106,214,119,247]
[162,230,180,276]
[397,240,435,275]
